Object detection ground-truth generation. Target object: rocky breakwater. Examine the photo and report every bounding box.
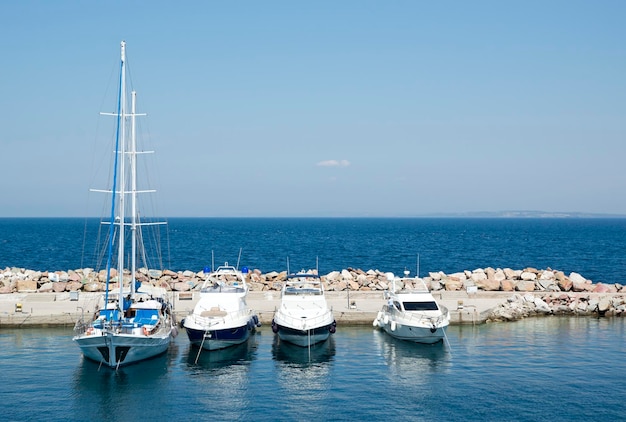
[2,265,625,324]
[487,292,626,322]
[1,265,625,296]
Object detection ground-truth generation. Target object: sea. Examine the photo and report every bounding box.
[1,217,625,421]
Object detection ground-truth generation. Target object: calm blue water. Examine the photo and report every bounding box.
[2,217,626,283]
[1,218,626,421]
[0,320,624,421]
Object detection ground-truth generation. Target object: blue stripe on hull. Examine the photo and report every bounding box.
[185,324,253,350]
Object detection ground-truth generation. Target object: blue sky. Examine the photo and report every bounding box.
[1,1,625,217]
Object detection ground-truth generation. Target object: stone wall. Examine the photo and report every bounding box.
[1,266,624,295]
[487,292,626,321]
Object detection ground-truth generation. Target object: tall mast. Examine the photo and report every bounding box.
[118,40,127,311]
[130,90,137,296]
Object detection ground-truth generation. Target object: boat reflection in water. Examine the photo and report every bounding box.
[185,335,258,371]
[373,329,450,385]
[272,335,336,366]
[72,350,171,419]
[181,337,258,416]
[272,335,336,396]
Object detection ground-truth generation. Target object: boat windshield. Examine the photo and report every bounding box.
[402,301,439,311]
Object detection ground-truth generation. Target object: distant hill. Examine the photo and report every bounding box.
[421,210,626,218]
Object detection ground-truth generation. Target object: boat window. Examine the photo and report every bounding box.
[402,301,439,311]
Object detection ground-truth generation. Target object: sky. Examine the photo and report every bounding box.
[1,1,625,217]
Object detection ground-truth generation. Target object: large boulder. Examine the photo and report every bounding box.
[470,270,487,283]
[83,282,102,292]
[493,269,506,282]
[501,279,515,291]
[476,278,501,291]
[39,282,54,293]
[52,282,68,292]
[17,279,37,292]
[444,279,463,291]
[557,277,573,292]
[515,280,536,292]
[520,271,537,281]
[341,269,354,281]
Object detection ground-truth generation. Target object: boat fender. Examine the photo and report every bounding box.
[329,324,336,334]
[390,321,396,331]
[430,327,437,333]
[143,326,150,336]
[172,326,179,338]
[253,315,261,327]
[271,320,279,333]
[373,319,379,327]
[383,315,389,325]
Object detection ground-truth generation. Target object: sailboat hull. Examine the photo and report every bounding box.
[74,331,171,367]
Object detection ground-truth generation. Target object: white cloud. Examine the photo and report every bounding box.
[316,159,351,167]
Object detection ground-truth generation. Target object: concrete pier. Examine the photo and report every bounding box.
[0,290,509,327]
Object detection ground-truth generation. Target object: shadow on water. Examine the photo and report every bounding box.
[271,335,336,366]
[73,351,170,389]
[270,335,337,413]
[183,336,258,372]
[373,329,450,380]
[71,351,171,419]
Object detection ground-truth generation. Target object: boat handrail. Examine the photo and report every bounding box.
[74,314,167,336]
[191,307,252,326]
[389,304,449,326]
[277,308,333,328]
[200,283,247,294]
[394,277,430,293]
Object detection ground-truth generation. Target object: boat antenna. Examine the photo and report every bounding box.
[416,253,420,278]
[211,250,215,273]
[287,256,290,274]
[316,256,319,275]
[236,247,242,270]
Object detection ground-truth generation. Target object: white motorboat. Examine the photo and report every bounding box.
[73,41,176,368]
[271,271,336,347]
[183,263,260,351]
[373,271,449,344]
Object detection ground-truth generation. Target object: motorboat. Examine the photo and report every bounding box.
[271,271,336,347]
[373,271,449,344]
[73,41,176,368]
[183,263,260,352]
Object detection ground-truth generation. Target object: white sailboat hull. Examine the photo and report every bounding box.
[74,327,172,367]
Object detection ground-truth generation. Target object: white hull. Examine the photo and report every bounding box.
[74,41,173,368]
[373,271,450,345]
[74,329,172,367]
[375,315,447,344]
[191,329,252,351]
[183,310,257,351]
[272,273,336,347]
[276,328,331,347]
[183,264,259,351]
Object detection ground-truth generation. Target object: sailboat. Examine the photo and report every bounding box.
[73,41,176,368]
